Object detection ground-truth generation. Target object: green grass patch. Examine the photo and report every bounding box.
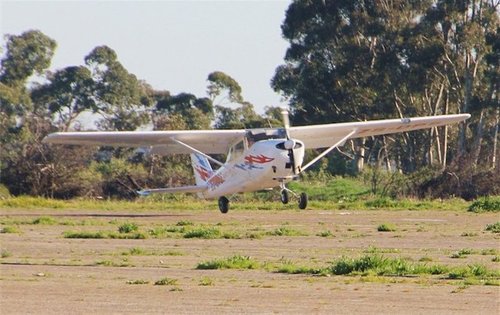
[32,216,57,225]
[1,249,12,258]
[118,222,139,234]
[316,230,333,237]
[377,223,397,232]
[451,248,473,259]
[64,230,146,239]
[199,277,214,286]
[0,193,471,211]
[196,255,260,270]
[468,196,500,213]
[1,225,20,233]
[95,259,131,267]
[275,254,499,284]
[485,222,500,233]
[184,227,221,239]
[267,226,308,236]
[176,220,194,226]
[121,247,183,256]
[64,231,107,239]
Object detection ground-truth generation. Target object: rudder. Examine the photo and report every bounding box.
[190,153,214,186]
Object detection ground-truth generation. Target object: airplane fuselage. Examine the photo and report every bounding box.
[200,139,305,199]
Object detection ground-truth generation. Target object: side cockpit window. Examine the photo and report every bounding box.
[227,139,246,162]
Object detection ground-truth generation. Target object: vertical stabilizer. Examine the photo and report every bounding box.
[190,153,214,186]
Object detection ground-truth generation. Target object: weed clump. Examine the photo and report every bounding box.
[127,279,149,285]
[64,231,106,239]
[377,223,397,232]
[154,277,178,286]
[196,255,259,270]
[118,222,139,234]
[267,226,307,236]
[32,216,57,225]
[485,222,500,233]
[316,230,333,237]
[176,220,194,226]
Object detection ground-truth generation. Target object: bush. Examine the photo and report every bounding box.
[468,196,500,213]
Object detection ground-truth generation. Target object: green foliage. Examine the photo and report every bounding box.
[118,222,139,234]
[468,196,500,213]
[377,223,397,232]
[1,249,12,258]
[196,255,260,270]
[1,30,57,85]
[485,222,500,233]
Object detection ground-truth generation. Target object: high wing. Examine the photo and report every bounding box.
[289,114,470,149]
[43,130,247,154]
[43,114,469,154]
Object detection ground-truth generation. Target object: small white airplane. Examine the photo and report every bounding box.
[43,110,470,213]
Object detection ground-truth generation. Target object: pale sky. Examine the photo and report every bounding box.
[1,0,291,113]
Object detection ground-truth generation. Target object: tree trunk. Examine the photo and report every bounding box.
[471,108,485,169]
[353,138,366,173]
[493,108,499,170]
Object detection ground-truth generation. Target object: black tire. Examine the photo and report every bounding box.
[298,192,308,210]
[218,196,229,214]
[280,190,289,204]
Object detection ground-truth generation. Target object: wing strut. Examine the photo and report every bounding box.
[169,137,224,166]
[301,129,357,172]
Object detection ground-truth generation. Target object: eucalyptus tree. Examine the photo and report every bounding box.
[206,71,267,129]
[272,0,433,172]
[84,46,151,131]
[30,66,96,131]
[0,30,56,136]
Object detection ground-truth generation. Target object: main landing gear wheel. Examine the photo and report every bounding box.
[280,190,289,204]
[298,192,308,210]
[218,196,229,214]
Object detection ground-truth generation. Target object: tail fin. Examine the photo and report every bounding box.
[190,153,214,186]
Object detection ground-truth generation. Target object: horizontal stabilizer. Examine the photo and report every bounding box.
[137,185,207,196]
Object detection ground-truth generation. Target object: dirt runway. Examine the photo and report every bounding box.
[1,208,499,314]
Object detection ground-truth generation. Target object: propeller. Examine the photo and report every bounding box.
[280,107,298,174]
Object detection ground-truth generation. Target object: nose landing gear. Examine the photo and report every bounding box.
[279,181,308,209]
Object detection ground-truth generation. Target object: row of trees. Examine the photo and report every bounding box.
[1,0,498,199]
[273,0,498,174]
